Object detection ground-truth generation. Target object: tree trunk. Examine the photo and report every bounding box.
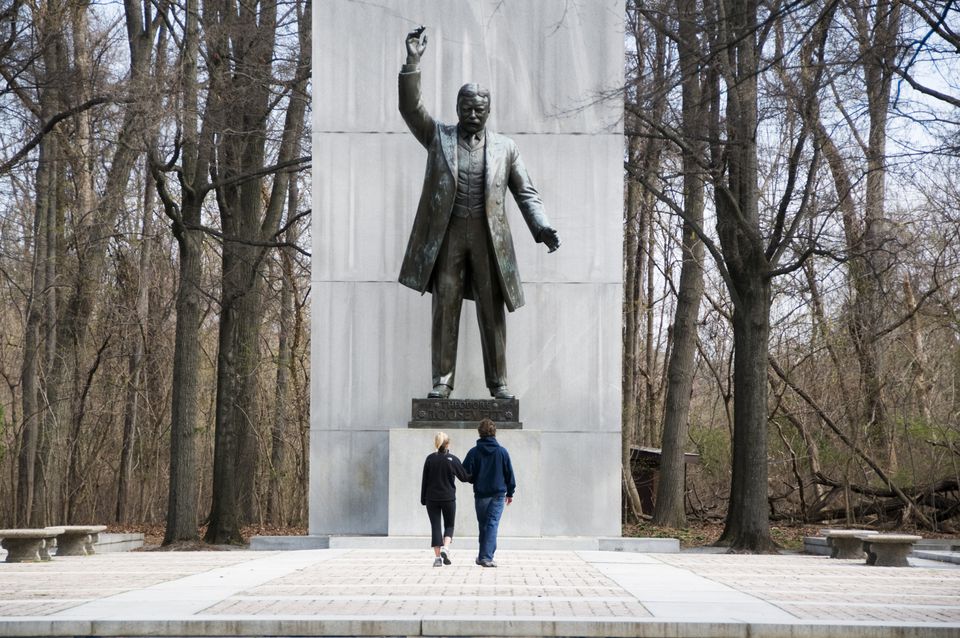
[711,0,776,553]
[622,131,643,524]
[902,276,932,422]
[847,0,901,453]
[643,28,667,446]
[207,249,263,543]
[163,212,203,543]
[117,164,155,523]
[266,182,299,525]
[952,344,960,422]
[653,201,704,528]
[266,268,291,525]
[777,402,826,504]
[161,0,205,545]
[802,260,856,423]
[653,0,706,529]
[21,4,66,527]
[31,154,63,527]
[60,0,98,524]
[717,278,777,551]
[17,135,55,527]
[622,136,645,520]
[643,203,657,444]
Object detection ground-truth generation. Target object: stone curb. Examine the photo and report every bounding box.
[1,617,959,637]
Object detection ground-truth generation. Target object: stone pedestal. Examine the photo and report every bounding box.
[310,0,623,538]
[862,535,922,567]
[822,529,878,559]
[828,536,868,559]
[1,538,43,563]
[0,528,62,563]
[55,525,107,556]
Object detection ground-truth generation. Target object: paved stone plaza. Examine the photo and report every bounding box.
[1,548,959,636]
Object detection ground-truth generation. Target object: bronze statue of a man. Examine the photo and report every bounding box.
[398,27,560,401]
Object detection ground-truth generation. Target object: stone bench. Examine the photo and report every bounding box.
[821,529,879,559]
[54,525,108,556]
[859,533,923,567]
[0,527,64,563]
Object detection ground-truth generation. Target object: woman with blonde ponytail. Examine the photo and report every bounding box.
[420,431,472,566]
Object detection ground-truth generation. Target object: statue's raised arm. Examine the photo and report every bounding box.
[399,27,434,148]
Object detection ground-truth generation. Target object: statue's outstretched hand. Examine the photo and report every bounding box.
[541,227,561,253]
[406,26,428,63]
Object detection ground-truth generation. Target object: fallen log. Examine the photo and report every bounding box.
[813,473,960,499]
[770,358,935,528]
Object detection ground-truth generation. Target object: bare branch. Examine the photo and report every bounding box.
[183,221,311,258]
[202,155,311,197]
[0,95,120,174]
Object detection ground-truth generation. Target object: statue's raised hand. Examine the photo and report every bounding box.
[406,26,428,64]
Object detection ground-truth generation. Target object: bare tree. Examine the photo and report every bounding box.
[16,0,65,525]
[653,0,707,529]
[631,0,834,549]
[623,0,672,519]
[266,180,301,525]
[152,0,208,544]
[204,0,311,544]
[1,0,312,533]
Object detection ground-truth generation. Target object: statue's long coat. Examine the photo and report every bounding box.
[398,67,550,312]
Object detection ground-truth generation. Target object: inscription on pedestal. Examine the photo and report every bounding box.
[408,398,521,429]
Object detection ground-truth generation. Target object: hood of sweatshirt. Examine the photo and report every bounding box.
[475,436,500,456]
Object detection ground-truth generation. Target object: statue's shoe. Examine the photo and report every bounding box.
[491,386,515,400]
[428,384,452,399]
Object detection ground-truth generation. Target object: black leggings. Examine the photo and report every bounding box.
[425,499,456,547]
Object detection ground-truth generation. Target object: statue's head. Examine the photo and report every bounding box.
[456,83,490,135]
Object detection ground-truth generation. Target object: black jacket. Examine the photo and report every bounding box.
[421,451,472,504]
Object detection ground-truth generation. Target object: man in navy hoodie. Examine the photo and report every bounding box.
[462,418,515,567]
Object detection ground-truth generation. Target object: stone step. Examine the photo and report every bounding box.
[250,534,680,552]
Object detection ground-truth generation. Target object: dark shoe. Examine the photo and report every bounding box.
[428,384,452,399]
[490,385,514,400]
[433,557,443,567]
[479,559,497,568]
[475,557,482,565]
[440,547,451,565]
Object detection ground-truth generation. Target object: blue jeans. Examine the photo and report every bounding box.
[474,494,506,561]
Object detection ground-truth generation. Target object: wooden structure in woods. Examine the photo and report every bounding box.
[629,446,701,515]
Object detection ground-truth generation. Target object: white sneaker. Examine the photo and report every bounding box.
[433,557,443,567]
[440,546,451,565]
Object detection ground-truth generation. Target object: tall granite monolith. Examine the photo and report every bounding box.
[312,1,624,537]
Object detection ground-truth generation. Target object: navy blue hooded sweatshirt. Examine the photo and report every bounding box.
[462,436,516,498]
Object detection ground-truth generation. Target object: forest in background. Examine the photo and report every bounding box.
[622,0,960,549]
[0,0,312,542]
[1,0,959,550]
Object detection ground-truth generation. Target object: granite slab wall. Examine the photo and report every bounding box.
[312,0,624,537]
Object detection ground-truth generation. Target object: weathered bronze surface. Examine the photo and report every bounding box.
[397,27,560,400]
[408,397,522,429]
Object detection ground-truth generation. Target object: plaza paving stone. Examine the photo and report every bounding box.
[654,552,960,622]
[0,547,959,636]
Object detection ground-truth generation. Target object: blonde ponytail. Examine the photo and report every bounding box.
[434,431,450,453]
